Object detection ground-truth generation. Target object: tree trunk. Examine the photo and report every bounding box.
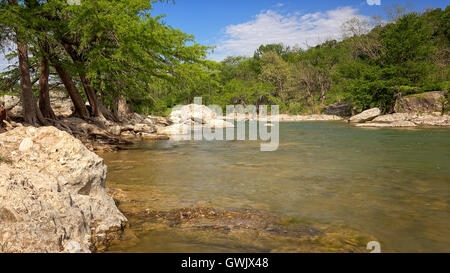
[8,0,46,126]
[38,52,55,119]
[79,72,100,116]
[79,73,117,121]
[17,41,40,125]
[52,62,90,119]
[114,96,132,121]
[62,42,117,121]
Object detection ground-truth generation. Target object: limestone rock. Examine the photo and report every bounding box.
[349,108,381,123]
[18,137,33,152]
[356,121,417,128]
[0,95,21,117]
[364,113,450,127]
[206,119,235,129]
[324,102,352,117]
[395,91,447,113]
[169,104,217,124]
[372,113,417,123]
[157,123,191,135]
[0,126,127,253]
[49,92,74,117]
[412,113,450,126]
[276,114,343,122]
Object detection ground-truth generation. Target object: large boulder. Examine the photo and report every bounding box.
[394,91,447,113]
[0,126,126,253]
[324,102,352,117]
[157,123,191,136]
[169,104,217,124]
[349,108,381,123]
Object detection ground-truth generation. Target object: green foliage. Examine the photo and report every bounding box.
[0,2,448,117]
[0,156,11,164]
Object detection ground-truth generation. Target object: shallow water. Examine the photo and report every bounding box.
[104,122,450,252]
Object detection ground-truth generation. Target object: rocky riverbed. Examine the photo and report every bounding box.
[106,188,376,253]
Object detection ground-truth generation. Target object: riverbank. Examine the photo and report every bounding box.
[1,93,449,252]
[0,126,127,252]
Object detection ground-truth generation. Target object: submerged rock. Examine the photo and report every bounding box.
[109,205,376,253]
[0,126,127,253]
[349,108,381,123]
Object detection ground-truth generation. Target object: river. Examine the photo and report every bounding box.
[103,122,450,252]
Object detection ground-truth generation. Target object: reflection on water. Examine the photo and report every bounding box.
[103,122,450,252]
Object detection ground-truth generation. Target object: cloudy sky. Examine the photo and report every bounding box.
[1,0,448,71]
[151,0,448,61]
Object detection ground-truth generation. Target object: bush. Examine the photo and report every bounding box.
[287,102,304,115]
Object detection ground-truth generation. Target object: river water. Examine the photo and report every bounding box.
[104,122,450,252]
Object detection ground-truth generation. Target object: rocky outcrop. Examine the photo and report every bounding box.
[0,126,127,253]
[0,93,75,118]
[372,113,416,123]
[412,113,450,126]
[225,113,342,122]
[355,112,450,128]
[162,104,235,136]
[49,92,74,117]
[158,123,191,136]
[324,102,352,117]
[169,104,217,124]
[349,108,381,123]
[394,91,448,113]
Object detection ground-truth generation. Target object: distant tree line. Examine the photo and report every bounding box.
[1,2,449,122]
[136,6,449,115]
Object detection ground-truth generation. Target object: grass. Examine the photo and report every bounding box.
[0,156,12,164]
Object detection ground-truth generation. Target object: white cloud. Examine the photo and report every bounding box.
[367,0,381,6]
[211,6,365,61]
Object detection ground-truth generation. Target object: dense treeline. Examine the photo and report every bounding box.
[1,2,449,123]
[0,0,209,124]
[138,6,449,115]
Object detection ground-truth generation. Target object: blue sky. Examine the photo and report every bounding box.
[0,0,448,71]
[150,0,448,60]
